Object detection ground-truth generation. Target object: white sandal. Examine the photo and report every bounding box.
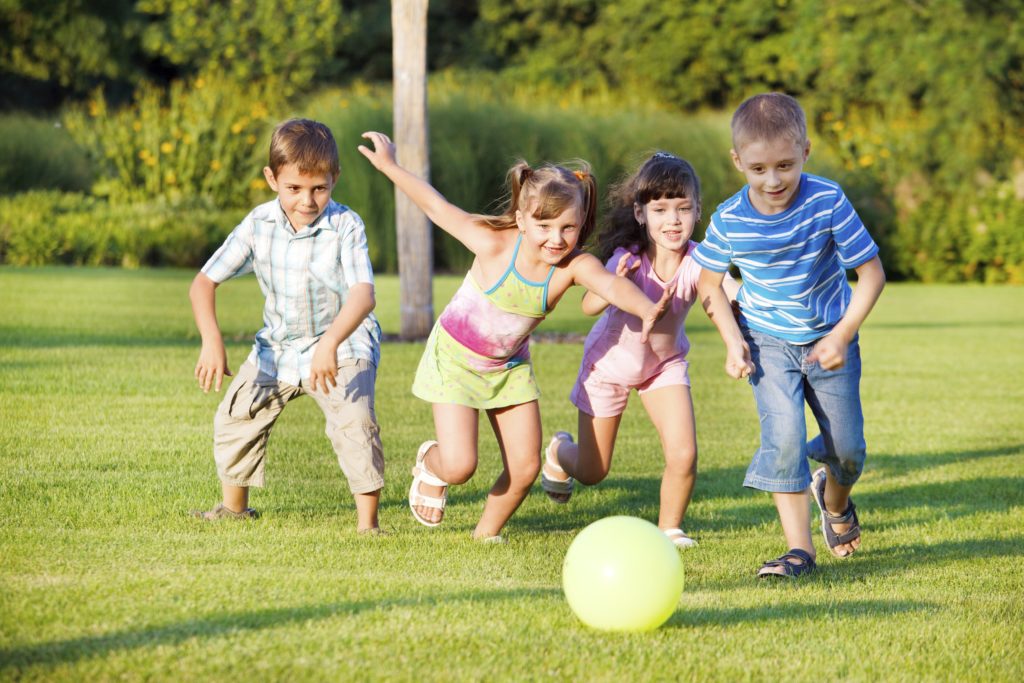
[663,527,698,549]
[540,431,575,504]
[409,440,447,527]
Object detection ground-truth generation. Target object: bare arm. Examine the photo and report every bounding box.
[571,253,671,342]
[697,268,754,379]
[581,251,639,316]
[308,283,376,394]
[807,255,886,370]
[358,131,497,256]
[189,272,231,393]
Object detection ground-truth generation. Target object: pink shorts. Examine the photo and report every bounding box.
[570,357,690,418]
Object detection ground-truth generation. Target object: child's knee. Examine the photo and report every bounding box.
[664,447,697,476]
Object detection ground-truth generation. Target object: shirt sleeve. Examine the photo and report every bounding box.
[339,211,375,288]
[201,213,255,283]
[691,213,733,273]
[830,188,879,269]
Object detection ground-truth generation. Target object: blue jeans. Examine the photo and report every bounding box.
[742,327,866,493]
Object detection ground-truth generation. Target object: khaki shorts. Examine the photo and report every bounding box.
[213,360,384,493]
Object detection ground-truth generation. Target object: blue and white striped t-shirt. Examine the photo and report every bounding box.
[202,198,382,385]
[692,173,878,344]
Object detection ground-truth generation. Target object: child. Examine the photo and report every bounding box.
[358,131,671,542]
[693,93,886,578]
[189,118,386,534]
[541,152,738,549]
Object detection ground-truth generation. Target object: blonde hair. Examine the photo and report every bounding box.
[268,118,340,179]
[731,92,807,150]
[474,160,598,248]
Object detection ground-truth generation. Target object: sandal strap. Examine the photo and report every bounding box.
[410,490,446,510]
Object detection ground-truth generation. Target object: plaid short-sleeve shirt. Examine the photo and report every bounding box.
[202,199,382,385]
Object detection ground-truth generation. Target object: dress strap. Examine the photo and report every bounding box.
[484,233,522,295]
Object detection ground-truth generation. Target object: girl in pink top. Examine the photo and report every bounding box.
[359,133,671,542]
[542,152,738,548]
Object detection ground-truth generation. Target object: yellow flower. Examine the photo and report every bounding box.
[880,148,891,159]
[231,122,244,134]
[160,141,174,154]
[249,178,265,190]
[132,121,142,132]
[858,154,874,168]
[210,160,222,171]
[195,77,206,89]
[164,171,177,185]
[832,120,846,132]
[145,157,157,167]
[246,134,257,145]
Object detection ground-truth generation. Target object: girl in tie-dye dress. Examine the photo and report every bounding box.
[359,132,671,541]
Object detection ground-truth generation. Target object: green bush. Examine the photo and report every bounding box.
[63,72,284,207]
[0,114,94,195]
[0,191,240,268]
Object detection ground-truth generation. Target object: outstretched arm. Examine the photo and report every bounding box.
[807,255,886,370]
[358,132,493,255]
[571,253,671,343]
[189,273,232,393]
[697,268,754,379]
[581,251,640,316]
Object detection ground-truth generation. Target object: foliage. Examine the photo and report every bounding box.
[0,114,93,195]
[0,191,239,267]
[63,72,282,206]
[1,269,1023,679]
[0,0,140,105]
[135,0,344,97]
[311,85,735,273]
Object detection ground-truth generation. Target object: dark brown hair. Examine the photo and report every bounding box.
[594,152,702,263]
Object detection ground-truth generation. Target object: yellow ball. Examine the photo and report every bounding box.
[562,516,684,631]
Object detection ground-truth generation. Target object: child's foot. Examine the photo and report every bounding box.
[358,527,390,536]
[661,527,698,549]
[189,503,259,520]
[472,533,508,544]
[811,468,862,558]
[409,440,448,527]
[541,431,574,504]
[756,548,816,579]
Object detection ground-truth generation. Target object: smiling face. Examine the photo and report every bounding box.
[635,195,697,256]
[731,136,810,215]
[263,162,336,230]
[515,202,584,267]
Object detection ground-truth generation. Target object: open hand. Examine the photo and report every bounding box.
[615,251,641,278]
[638,279,676,343]
[357,132,397,171]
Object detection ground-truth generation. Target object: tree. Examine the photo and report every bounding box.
[392,0,434,340]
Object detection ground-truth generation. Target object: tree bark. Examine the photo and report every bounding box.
[392,0,433,340]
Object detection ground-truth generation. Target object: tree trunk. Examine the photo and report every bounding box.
[392,0,433,340]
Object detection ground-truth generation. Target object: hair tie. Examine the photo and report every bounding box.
[652,152,678,161]
[573,170,587,181]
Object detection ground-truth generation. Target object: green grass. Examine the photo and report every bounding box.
[1,267,1022,681]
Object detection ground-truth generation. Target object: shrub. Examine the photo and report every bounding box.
[0,114,94,195]
[0,191,240,268]
[63,72,284,208]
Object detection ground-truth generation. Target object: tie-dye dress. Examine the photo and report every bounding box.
[412,235,555,409]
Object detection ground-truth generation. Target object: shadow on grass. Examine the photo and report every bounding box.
[0,587,559,672]
[666,598,930,629]
[867,443,1023,477]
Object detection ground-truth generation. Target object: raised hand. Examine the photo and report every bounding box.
[357,131,397,171]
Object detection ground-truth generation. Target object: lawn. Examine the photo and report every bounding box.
[1,267,1022,681]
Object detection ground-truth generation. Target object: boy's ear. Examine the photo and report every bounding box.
[263,166,278,191]
[730,149,744,173]
[803,139,811,161]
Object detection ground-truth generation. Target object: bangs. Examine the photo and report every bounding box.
[525,186,581,220]
[635,163,699,205]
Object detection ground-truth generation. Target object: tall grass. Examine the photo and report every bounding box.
[0,114,94,195]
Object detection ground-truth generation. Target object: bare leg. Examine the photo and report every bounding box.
[411,403,480,524]
[821,468,861,557]
[545,411,622,486]
[638,385,697,530]
[473,401,543,539]
[354,489,381,532]
[759,490,816,576]
[222,482,249,513]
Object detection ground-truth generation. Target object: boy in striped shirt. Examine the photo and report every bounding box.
[694,93,886,578]
[188,119,385,532]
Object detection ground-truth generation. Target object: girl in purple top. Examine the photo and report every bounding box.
[542,153,737,548]
[359,132,671,542]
